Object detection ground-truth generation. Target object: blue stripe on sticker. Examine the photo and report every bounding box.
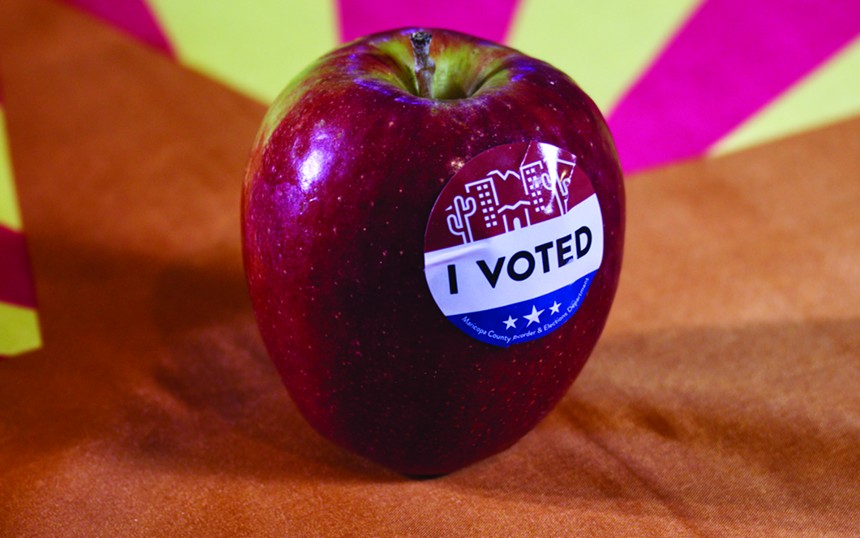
[447,270,597,347]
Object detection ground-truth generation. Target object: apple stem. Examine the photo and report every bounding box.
[410,31,435,98]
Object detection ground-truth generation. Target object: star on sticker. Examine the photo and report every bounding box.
[549,301,561,315]
[503,315,517,330]
[524,305,544,326]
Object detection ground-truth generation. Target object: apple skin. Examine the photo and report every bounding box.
[242,28,624,476]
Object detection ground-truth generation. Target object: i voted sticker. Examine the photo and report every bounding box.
[424,141,603,347]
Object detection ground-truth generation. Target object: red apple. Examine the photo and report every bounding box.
[242,28,625,475]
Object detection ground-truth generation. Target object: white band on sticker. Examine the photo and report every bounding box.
[425,194,602,316]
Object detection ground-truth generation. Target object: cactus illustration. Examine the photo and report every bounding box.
[446,195,478,244]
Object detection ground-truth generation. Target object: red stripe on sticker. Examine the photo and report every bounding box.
[608,0,860,173]
[337,0,521,44]
[0,225,37,308]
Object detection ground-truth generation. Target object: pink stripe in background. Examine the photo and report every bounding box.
[337,0,522,44]
[0,226,37,309]
[61,0,174,57]
[2,87,35,308]
[608,0,860,173]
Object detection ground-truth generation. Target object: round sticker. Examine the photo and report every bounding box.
[423,141,603,347]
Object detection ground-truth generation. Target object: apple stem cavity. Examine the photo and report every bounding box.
[410,31,435,99]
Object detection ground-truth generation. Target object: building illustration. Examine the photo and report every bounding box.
[444,155,577,245]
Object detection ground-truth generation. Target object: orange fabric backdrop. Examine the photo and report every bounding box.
[1,1,859,535]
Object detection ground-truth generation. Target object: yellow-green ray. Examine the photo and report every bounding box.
[0,302,41,357]
[507,0,701,112]
[0,108,22,231]
[148,0,339,103]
